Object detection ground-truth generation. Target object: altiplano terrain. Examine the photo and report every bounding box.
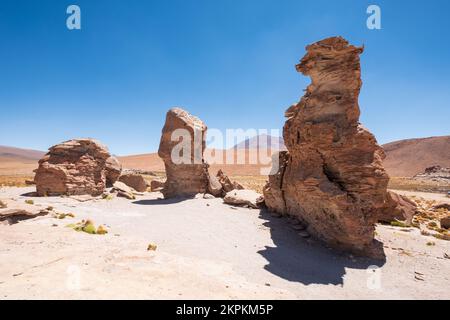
[0,187,449,299]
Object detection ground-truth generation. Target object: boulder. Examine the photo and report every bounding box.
[217,169,235,193]
[112,181,136,200]
[0,200,50,224]
[118,173,148,192]
[157,107,210,198]
[34,139,121,196]
[263,37,396,257]
[223,190,264,209]
[432,203,450,211]
[150,180,165,192]
[379,191,418,224]
[207,173,223,197]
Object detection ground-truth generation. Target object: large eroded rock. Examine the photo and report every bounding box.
[158,108,210,198]
[34,139,122,196]
[263,37,401,257]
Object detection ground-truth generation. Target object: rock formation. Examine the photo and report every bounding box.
[264,37,407,257]
[0,199,51,225]
[34,139,121,196]
[118,173,148,192]
[158,108,210,198]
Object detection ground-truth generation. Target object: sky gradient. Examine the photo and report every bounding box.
[1,0,449,155]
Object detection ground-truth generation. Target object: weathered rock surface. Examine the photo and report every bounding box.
[216,169,244,193]
[158,108,210,198]
[223,190,264,209]
[441,216,450,229]
[264,37,401,257]
[118,173,148,192]
[112,181,136,200]
[0,200,50,225]
[380,191,417,224]
[34,139,121,197]
[414,165,450,183]
[150,180,165,192]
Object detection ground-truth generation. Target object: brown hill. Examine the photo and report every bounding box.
[382,136,450,177]
[1,135,449,178]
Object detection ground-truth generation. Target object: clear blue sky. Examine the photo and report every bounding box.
[1,0,449,155]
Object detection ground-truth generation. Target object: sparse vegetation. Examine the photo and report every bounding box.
[24,199,34,205]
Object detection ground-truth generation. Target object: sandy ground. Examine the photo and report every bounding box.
[0,187,449,300]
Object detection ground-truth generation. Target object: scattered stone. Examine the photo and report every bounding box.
[150,180,165,192]
[414,166,450,184]
[203,194,216,200]
[117,190,136,200]
[298,231,310,238]
[263,37,398,257]
[158,108,210,198]
[0,200,50,224]
[118,173,148,192]
[34,139,122,196]
[25,180,35,185]
[440,216,450,229]
[380,191,418,224]
[223,190,264,209]
[0,200,7,209]
[147,243,157,251]
[432,203,450,211]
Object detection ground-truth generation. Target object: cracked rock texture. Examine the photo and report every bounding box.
[34,139,121,196]
[264,37,407,257]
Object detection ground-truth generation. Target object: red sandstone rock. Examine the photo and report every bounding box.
[34,139,121,196]
[264,37,404,257]
[158,108,210,198]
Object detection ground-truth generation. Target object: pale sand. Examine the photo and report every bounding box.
[0,187,449,300]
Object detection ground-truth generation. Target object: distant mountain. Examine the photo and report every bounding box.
[382,136,450,177]
[0,145,45,161]
[232,134,286,150]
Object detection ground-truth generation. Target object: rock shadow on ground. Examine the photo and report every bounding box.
[257,209,386,286]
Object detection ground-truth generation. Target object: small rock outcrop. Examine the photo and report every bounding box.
[380,191,418,224]
[0,200,50,225]
[158,108,210,198]
[263,37,403,257]
[34,139,122,196]
[118,173,148,192]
